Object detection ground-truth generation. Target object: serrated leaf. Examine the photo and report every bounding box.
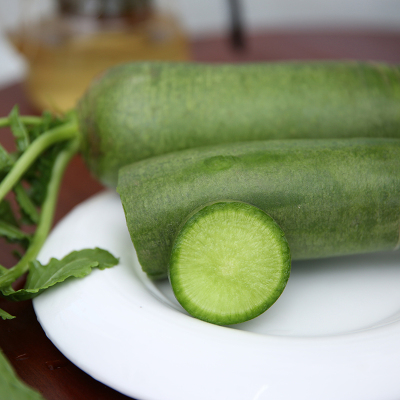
[0,200,18,227]
[55,248,120,271]
[13,183,39,225]
[23,141,67,207]
[0,203,30,249]
[27,247,118,289]
[0,248,118,301]
[8,106,30,152]
[28,111,61,141]
[0,221,30,242]
[23,166,52,207]
[0,308,15,320]
[0,268,14,319]
[0,348,44,399]
[0,143,13,176]
[0,265,14,295]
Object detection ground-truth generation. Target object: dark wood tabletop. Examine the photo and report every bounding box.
[1,30,400,400]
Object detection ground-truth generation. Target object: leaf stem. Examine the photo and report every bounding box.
[0,138,80,289]
[0,116,44,128]
[0,119,79,203]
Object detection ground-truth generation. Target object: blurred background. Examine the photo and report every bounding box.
[0,0,399,111]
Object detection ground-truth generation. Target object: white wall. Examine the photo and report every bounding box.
[2,0,400,37]
[171,0,400,36]
[242,0,400,32]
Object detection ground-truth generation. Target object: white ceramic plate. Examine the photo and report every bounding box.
[33,191,400,400]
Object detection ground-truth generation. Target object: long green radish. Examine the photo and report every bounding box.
[118,138,400,280]
[77,61,400,187]
[169,201,291,325]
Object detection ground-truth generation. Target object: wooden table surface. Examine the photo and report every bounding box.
[1,30,400,400]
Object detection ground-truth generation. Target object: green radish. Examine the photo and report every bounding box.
[77,61,400,187]
[118,138,400,280]
[169,201,291,325]
[1,60,400,307]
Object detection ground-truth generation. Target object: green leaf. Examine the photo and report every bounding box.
[14,183,40,225]
[27,111,62,142]
[0,221,30,242]
[23,157,54,207]
[1,248,118,302]
[0,143,13,176]
[0,267,16,297]
[0,200,18,227]
[0,201,31,249]
[0,308,15,320]
[9,106,30,153]
[0,112,80,297]
[22,138,69,208]
[0,348,44,399]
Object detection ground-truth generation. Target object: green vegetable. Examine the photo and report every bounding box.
[0,248,118,305]
[169,201,291,325]
[1,60,400,313]
[0,347,44,399]
[1,61,400,279]
[0,111,81,301]
[0,307,15,320]
[0,110,118,319]
[118,138,400,279]
[77,61,400,187]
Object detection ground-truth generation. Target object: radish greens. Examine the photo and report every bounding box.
[0,107,118,318]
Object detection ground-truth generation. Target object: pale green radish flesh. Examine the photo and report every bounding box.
[169,202,291,325]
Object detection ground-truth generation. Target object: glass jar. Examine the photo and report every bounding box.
[10,0,189,111]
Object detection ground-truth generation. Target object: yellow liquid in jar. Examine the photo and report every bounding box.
[12,14,189,112]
